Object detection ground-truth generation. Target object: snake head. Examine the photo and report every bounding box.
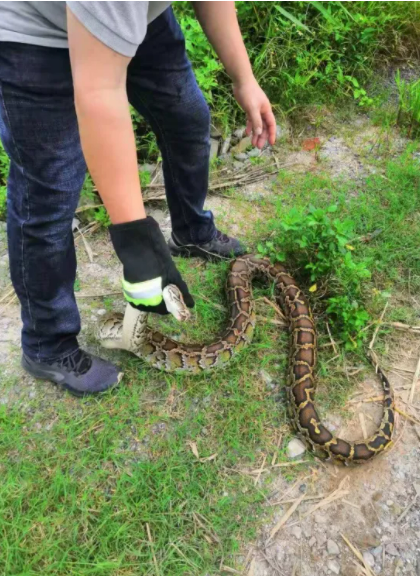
[163,284,191,322]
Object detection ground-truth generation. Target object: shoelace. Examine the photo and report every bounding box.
[57,349,92,376]
[213,229,230,244]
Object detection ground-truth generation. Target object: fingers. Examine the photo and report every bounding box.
[262,106,277,146]
[246,108,276,149]
[247,109,263,147]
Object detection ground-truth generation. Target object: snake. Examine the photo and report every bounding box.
[98,254,395,464]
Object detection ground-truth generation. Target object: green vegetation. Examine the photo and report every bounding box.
[1,4,420,573]
[175,1,420,126]
[259,144,420,348]
[0,259,295,575]
[396,71,420,135]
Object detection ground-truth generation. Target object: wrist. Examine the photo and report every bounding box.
[232,71,256,89]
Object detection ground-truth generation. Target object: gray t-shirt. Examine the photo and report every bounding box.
[0,1,172,57]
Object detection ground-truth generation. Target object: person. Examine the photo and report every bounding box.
[0,2,276,397]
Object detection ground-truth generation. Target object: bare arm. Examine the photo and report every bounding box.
[67,8,146,224]
[192,1,276,149]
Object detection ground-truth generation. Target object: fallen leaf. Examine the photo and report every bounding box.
[187,441,199,459]
[309,284,317,292]
[199,453,218,463]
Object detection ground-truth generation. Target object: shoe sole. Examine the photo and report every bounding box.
[21,355,123,398]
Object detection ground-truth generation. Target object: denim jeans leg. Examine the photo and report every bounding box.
[0,43,86,361]
[127,8,216,245]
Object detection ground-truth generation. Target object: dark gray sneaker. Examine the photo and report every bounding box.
[168,230,246,260]
[22,349,123,397]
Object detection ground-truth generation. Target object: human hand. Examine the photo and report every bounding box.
[233,76,276,149]
[109,217,194,315]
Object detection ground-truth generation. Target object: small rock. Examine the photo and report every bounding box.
[386,543,399,557]
[327,540,340,556]
[233,127,246,141]
[97,309,107,316]
[248,148,262,158]
[357,535,381,548]
[210,138,220,159]
[231,136,252,154]
[314,513,328,524]
[233,161,244,170]
[327,560,340,575]
[220,135,231,155]
[28,391,37,400]
[372,546,383,558]
[317,532,327,547]
[362,552,375,568]
[309,536,317,547]
[210,124,222,138]
[234,153,248,161]
[291,526,302,539]
[286,438,306,459]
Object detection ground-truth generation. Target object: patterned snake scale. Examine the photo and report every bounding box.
[101,255,395,464]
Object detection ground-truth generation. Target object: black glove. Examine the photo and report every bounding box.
[109,217,194,314]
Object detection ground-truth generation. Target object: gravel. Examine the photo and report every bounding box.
[327,540,340,555]
[327,559,340,574]
[286,438,306,459]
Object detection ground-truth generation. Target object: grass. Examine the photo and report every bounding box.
[0,135,418,575]
[0,258,300,576]
[2,135,419,573]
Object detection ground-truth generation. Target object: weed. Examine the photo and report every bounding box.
[258,204,371,347]
[396,70,420,135]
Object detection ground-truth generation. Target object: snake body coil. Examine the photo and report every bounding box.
[99,255,395,463]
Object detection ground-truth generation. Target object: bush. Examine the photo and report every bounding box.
[258,204,372,348]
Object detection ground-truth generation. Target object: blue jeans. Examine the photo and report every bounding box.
[0,8,215,362]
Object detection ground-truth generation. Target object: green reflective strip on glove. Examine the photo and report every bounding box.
[122,277,163,307]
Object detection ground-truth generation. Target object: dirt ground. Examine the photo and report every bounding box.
[1,114,420,575]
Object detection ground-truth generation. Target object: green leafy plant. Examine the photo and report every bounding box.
[258,204,372,348]
[174,1,420,124]
[395,70,420,135]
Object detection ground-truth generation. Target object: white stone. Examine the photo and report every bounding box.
[309,536,317,547]
[286,438,306,459]
[97,309,107,316]
[248,148,262,158]
[327,559,340,574]
[314,513,328,524]
[386,543,399,556]
[327,540,340,555]
[362,552,375,568]
[233,127,246,140]
[372,546,383,558]
[291,526,302,539]
[210,138,219,159]
[220,135,231,155]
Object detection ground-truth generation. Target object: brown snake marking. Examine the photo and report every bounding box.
[104,254,395,464]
